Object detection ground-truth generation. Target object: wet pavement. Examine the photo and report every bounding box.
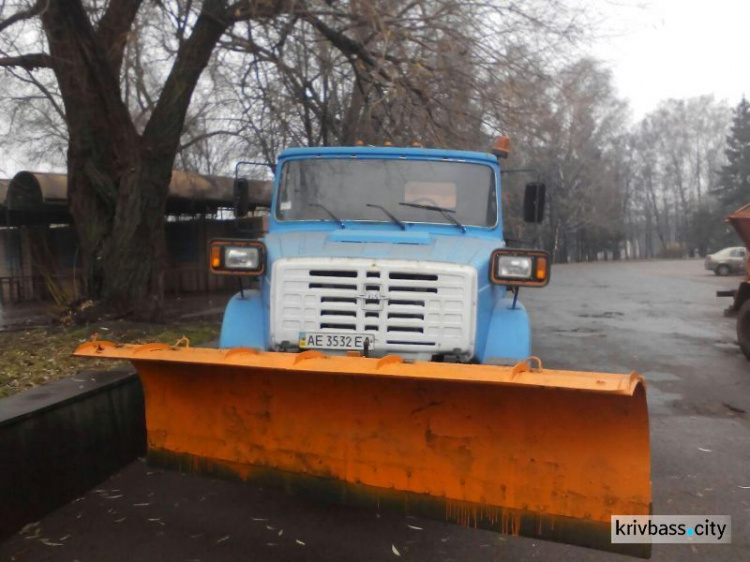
[523,259,750,561]
[2,259,749,561]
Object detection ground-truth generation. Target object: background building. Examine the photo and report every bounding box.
[0,171,270,303]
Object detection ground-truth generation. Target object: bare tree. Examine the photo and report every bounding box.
[506,58,627,261]
[0,0,595,317]
[209,0,591,160]
[627,97,730,257]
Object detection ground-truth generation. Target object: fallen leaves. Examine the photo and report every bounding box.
[19,521,71,549]
[19,522,40,536]
[0,321,219,397]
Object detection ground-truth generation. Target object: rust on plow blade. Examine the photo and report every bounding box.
[74,342,651,558]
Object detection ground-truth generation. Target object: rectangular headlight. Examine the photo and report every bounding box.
[490,249,550,287]
[496,255,532,279]
[225,247,261,270]
[209,239,266,276]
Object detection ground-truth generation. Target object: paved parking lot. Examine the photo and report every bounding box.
[2,259,748,561]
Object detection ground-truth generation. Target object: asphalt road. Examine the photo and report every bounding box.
[2,259,749,561]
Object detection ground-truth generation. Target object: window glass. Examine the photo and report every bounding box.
[277,158,496,227]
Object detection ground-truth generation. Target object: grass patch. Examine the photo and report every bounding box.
[0,320,220,398]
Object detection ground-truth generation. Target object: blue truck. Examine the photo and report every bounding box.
[212,140,549,363]
[2,141,652,559]
[68,141,652,557]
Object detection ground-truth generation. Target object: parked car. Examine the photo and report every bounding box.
[705,246,747,275]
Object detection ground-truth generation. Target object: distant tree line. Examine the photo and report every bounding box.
[506,87,744,262]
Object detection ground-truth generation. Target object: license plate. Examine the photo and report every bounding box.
[299,332,375,350]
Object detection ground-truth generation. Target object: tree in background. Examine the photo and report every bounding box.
[717,97,750,211]
[504,59,628,261]
[209,2,587,162]
[0,0,587,319]
[0,0,739,281]
[503,91,731,262]
[626,96,730,258]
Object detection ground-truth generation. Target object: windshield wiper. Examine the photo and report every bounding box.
[310,203,345,229]
[399,202,466,233]
[366,204,406,230]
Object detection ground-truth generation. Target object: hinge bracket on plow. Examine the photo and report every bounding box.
[510,356,543,378]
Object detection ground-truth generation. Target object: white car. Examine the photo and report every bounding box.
[705,246,747,276]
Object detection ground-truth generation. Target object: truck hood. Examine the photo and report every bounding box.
[264,230,501,270]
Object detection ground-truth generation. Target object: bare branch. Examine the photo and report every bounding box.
[0,0,48,34]
[178,129,239,151]
[0,52,52,69]
[96,0,143,75]
[142,0,232,155]
[4,63,65,120]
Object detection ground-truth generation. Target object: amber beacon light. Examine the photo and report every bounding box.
[492,135,511,159]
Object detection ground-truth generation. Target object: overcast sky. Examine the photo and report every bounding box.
[3,0,746,176]
[592,0,748,120]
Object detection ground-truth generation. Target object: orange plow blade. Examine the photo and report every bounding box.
[74,342,651,557]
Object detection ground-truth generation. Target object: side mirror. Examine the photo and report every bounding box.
[234,178,250,218]
[523,182,546,223]
[234,160,275,218]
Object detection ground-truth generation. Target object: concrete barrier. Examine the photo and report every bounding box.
[0,369,145,540]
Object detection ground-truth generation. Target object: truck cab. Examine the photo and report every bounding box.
[213,143,548,363]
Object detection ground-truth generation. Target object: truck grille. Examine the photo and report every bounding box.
[271,258,476,357]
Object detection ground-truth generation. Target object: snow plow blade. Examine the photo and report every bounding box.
[74,342,651,557]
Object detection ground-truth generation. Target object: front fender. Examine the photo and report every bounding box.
[219,290,268,349]
[476,297,531,363]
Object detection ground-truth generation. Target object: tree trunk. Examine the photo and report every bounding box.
[65,133,170,321]
[100,159,171,320]
[42,0,152,315]
[40,0,229,320]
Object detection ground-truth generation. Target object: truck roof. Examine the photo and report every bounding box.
[278,146,499,165]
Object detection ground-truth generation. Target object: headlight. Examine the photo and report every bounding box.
[496,256,532,279]
[209,239,266,276]
[490,249,550,287]
[225,247,261,270]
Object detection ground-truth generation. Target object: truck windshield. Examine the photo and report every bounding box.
[276,158,497,227]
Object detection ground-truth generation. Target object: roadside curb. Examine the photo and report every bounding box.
[0,369,146,540]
